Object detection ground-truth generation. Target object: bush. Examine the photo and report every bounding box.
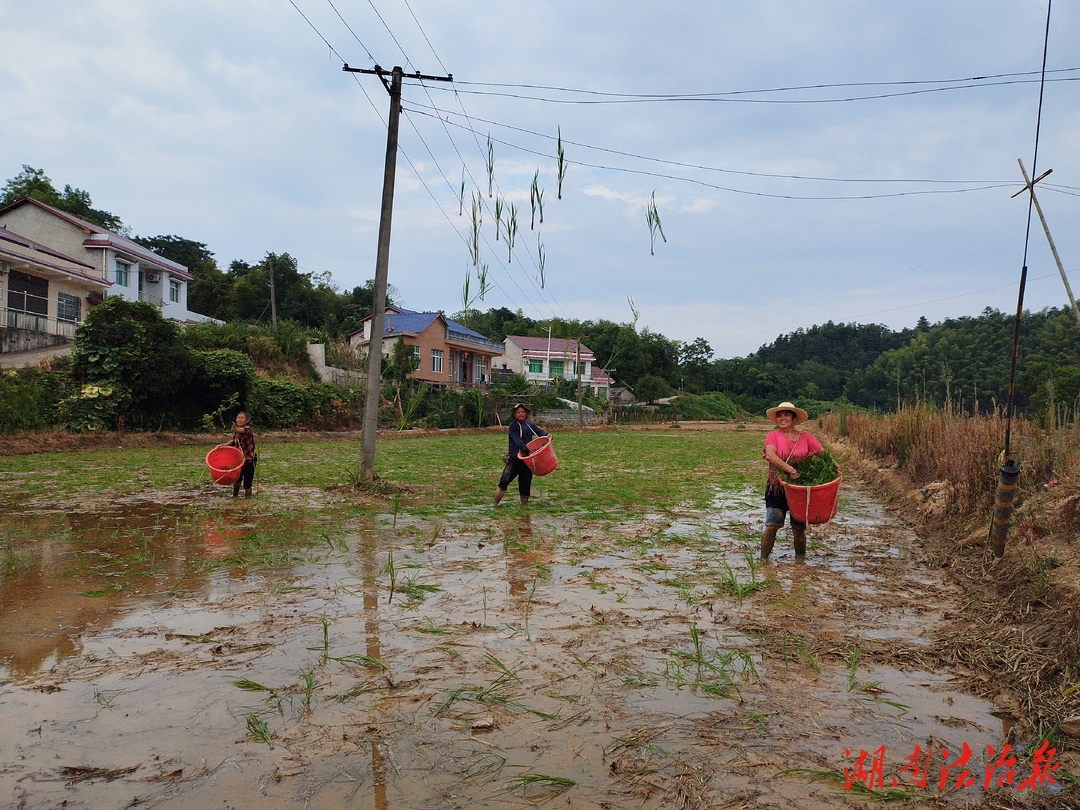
[661,392,740,420]
[0,367,70,432]
[247,378,313,429]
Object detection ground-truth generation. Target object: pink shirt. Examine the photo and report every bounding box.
[764,429,823,491]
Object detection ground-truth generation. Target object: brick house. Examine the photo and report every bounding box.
[500,335,613,398]
[348,307,504,388]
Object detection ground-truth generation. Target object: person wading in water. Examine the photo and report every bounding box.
[761,401,822,559]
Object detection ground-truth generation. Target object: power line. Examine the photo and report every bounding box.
[451,67,1080,98]
[408,103,1016,186]
[409,108,1016,202]
[432,72,1080,106]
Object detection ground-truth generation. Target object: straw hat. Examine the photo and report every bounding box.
[766,401,808,425]
[511,402,530,416]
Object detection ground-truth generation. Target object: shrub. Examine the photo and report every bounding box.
[0,367,70,432]
[247,378,313,429]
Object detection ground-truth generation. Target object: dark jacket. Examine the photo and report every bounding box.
[508,420,549,456]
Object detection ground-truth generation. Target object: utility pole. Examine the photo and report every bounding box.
[576,339,584,432]
[1014,159,1080,327]
[267,253,278,331]
[344,64,453,483]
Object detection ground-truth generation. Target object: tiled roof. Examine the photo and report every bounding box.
[0,198,193,280]
[506,335,595,358]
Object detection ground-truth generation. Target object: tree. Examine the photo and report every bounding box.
[635,375,673,404]
[2,165,123,231]
[389,337,419,418]
[69,297,193,428]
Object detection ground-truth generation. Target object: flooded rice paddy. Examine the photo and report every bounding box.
[0,458,1055,809]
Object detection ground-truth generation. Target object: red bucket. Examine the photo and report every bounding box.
[519,435,558,476]
[206,445,245,486]
[781,474,842,524]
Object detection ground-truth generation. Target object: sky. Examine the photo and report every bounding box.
[3,1,1079,358]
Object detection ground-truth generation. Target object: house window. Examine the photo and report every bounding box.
[578,362,588,375]
[115,260,129,287]
[413,345,420,363]
[549,360,564,378]
[169,279,180,303]
[431,348,443,373]
[7,270,48,315]
[474,356,486,380]
[528,359,543,374]
[57,292,81,323]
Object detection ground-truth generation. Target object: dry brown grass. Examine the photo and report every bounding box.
[822,405,1080,516]
[819,405,1080,748]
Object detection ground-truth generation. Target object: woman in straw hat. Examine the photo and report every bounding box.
[761,402,823,559]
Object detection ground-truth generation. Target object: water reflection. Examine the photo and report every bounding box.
[358,528,389,810]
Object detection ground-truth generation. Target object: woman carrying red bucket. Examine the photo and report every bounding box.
[761,401,823,560]
[494,403,549,506]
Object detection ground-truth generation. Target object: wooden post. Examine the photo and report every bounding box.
[1016,159,1080,327]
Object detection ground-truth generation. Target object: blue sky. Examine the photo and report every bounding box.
[3,1,1078,356]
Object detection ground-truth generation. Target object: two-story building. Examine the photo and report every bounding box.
[499,335,614,398]
[348,307,504,388]
[0,197,213,366]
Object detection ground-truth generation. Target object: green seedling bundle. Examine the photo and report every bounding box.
[782,449,840,487]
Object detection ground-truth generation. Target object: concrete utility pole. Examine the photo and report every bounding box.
[267,253,277,332]
[344,64,453,483]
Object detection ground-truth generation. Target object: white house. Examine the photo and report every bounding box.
[0,198,214,366]
[500,335,613,398]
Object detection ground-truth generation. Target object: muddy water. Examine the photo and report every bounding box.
[0,482,1047,809]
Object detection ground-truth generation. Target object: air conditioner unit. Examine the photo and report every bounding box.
[146,273,160,283]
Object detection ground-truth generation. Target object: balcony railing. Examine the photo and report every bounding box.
[3,307,79,339]
[446,328,503,352]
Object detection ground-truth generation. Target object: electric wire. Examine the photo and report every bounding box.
[1004,0,1054,460]
[451,67,1080,98]
[409,102,1016,185]
[295,0,559,323]
[343,0,568,321]
[409,107,1016,202]
[324,0,377,64]
[431,73,1080,106]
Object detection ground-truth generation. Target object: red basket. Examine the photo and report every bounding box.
[780,474,842,525]
[206,445,245,486]
[519,435,558,476]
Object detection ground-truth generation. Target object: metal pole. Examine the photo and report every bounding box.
[360,66,403,483]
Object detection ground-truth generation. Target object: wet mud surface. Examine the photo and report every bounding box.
[0,479,1062,808]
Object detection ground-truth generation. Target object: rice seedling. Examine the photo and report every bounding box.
[663,624,759,698]
[483,652,522,683]
[416,617,459,634]
[456,750,506,783]
[782,449,840,486]
[1,549,29,576]
[776,768,921,800]
[383,550,397,604]
[556,127,567,199]
[92,687,122,708]
[245,712,276,748]
[714,552,771,603]
[645,191,666,255]
[298,669,318,712]
[329,653,388,671]
[499,773,575,796]
[398,573,441,605]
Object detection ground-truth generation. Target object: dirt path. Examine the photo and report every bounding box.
[0,475,1069,808]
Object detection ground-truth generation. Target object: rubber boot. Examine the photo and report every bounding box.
[233,481,241,498]
[760,526,778,560]
[793,526,807,556]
